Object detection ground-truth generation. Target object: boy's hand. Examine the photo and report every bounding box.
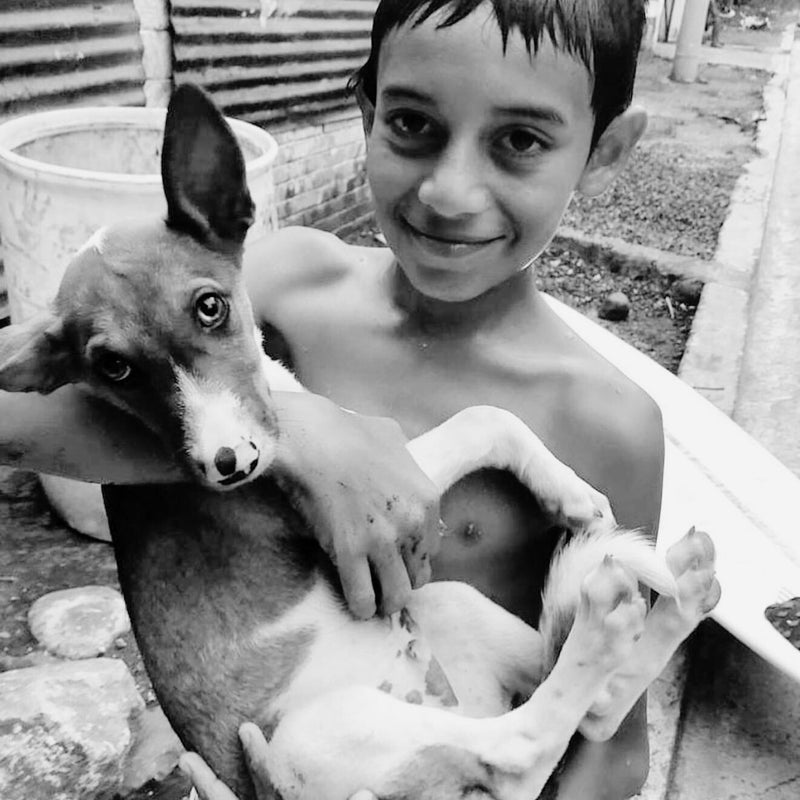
[179,724,378,800]
[271,392,441,619]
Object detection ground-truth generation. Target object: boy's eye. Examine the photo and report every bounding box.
[387,111,436,139]
[496,128,544,156]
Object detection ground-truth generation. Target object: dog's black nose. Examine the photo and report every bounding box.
[214,446,237,477]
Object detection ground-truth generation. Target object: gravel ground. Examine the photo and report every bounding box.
[562,55,768,259]
[536,240,697,374]
[561,144,747,259]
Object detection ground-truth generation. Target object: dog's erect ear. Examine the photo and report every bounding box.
[0,315,74,394]
[162,83,255,251]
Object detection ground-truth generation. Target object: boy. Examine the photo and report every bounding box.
[1,0,661,797]
[186,2,661,798]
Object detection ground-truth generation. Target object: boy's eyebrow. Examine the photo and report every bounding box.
[493,104,566,126]
[381,86,435,104]
[380,86,566,126]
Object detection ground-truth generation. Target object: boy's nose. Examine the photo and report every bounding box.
[417,145,490,218]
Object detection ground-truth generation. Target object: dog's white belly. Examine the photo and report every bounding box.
[263,579,543,726]
[406,581,544,714]
[261,581,543,800]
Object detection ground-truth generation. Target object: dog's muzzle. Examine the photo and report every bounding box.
[198,439,262,488]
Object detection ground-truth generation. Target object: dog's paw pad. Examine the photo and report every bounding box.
[540,470,616,534]
[576,558,646,671]
[666,528,721,620]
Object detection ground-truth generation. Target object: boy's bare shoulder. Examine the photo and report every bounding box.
[571,357,663,449]
[242,226,382,324]
[560,351,664,530]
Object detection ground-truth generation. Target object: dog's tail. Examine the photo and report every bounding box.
[538,528,677,673]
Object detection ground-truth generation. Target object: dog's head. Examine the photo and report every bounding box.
[0,85,280,490]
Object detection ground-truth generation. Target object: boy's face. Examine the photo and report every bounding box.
[364,8,597,303]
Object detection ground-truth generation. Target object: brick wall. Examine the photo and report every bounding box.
[270,108,373,237]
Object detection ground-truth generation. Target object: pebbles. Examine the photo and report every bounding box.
[536,241,700,374]
[599,291,632,321]
[27,585,130,659]
[0,586,183,800]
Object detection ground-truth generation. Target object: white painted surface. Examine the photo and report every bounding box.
[547,295,800,684]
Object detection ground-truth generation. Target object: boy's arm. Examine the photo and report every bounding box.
[0,382,440,616]
[0,386,182,483]
[555,385,665,800]
[271,391,441,619]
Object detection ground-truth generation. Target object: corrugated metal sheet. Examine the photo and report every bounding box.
[0,0,146,121]
[171,0,379,126]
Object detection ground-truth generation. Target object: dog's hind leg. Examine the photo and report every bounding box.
[259,555,647,800]
[469,554,648,799]
[577,527,720,742]
[376,555,650,800]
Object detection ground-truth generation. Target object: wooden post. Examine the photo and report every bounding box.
[670,0,711,82]
[643,0,666,51]
[132,0,173,106]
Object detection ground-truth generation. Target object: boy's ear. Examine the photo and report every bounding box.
[577,107,648,198]
[162,83,255,251]
[0,314,73,394]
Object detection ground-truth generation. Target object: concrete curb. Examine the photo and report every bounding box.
[635,26,795,800]
[677,26,796,416]
[553,227,748,289]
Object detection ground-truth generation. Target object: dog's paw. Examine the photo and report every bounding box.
[531,463,616,535]
[566,556,647,676]
[665,527,721,625]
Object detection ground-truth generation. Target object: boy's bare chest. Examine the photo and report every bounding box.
[276,285,575,624]
[278,274,561,434]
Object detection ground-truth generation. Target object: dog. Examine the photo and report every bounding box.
[0,85,720,800]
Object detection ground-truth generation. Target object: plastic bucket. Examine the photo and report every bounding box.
[0,106,279,539]
[0,105,278,321]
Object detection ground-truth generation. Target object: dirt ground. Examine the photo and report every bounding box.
[564,52,769,257]
[0,24,783,800]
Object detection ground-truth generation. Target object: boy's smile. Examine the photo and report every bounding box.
[365,5,597,304]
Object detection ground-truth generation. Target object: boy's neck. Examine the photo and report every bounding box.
[389,261,541,335]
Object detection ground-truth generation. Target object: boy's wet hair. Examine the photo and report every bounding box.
[349,0,646,146]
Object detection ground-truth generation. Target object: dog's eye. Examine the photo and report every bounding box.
[195,292,229,329]
[96,354,132,383]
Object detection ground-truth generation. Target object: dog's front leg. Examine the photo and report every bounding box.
[406,406,614,533]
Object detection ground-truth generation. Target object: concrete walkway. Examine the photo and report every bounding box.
[659,29,800,800]
[652,40,789,72]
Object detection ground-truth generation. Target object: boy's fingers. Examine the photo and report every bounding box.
[404,546,432,590]
[179,753,238,800]
[401,525,437,590]
[239,723,276,800]
[339,557,377,619]
[372,546,413,615]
